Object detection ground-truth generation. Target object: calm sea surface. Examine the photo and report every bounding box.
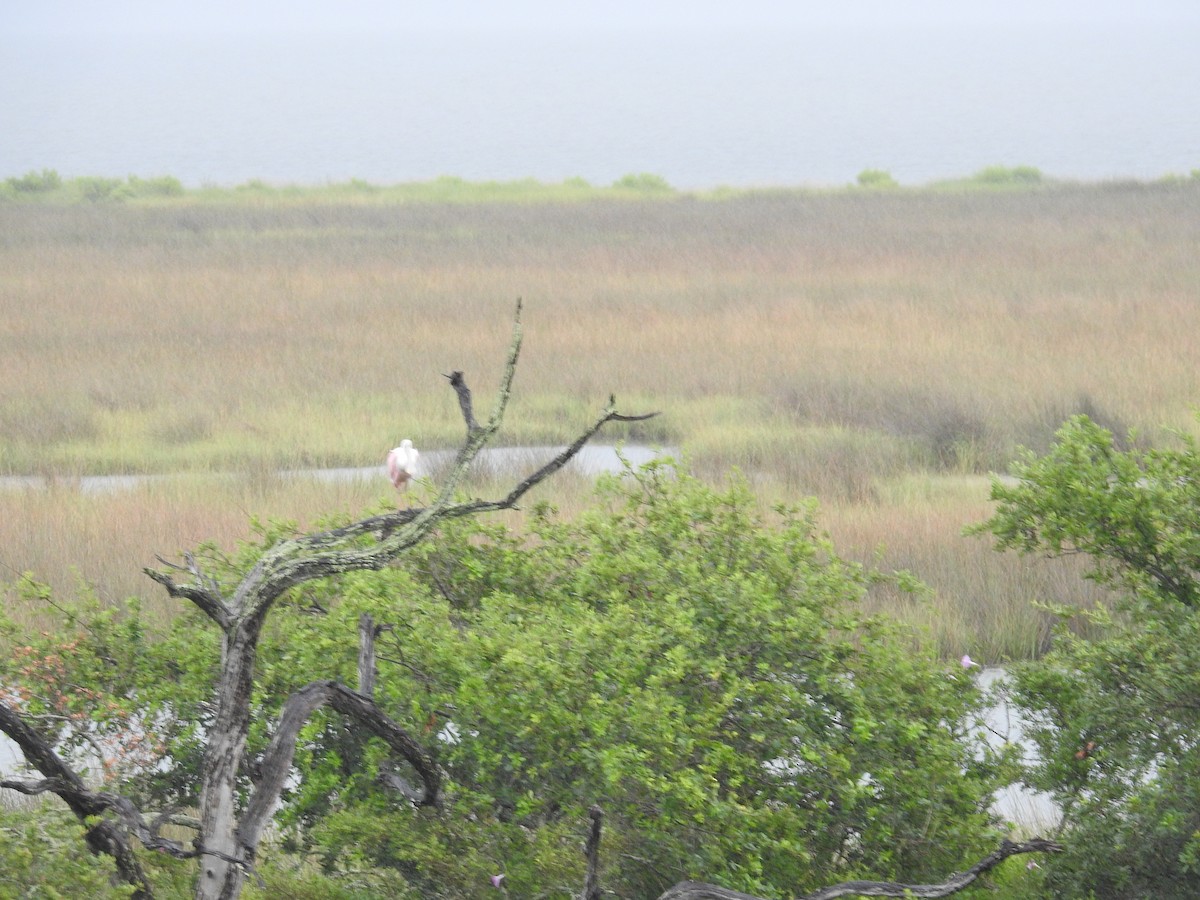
[1,21,1198,188]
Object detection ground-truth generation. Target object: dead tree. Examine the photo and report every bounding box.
[0,302,657,900]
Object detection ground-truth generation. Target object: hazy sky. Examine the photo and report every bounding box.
[4,0,1197,186]
[7,0,1199,37]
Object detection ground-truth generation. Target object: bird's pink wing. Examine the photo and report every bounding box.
[387,449,402,486]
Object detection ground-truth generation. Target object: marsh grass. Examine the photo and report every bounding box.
[0,464,598,636]
[821,475,1109,662]
[0,467,1105,660]
[3,180,1197,657]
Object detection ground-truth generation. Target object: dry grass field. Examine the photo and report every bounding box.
[3,179,1198,657]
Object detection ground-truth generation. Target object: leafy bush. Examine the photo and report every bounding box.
[74,175,129,202]
[6,168,63,193]
[856,168,899,189]
[970,165,1044,186]
[613,172,674,193]
[2,464,1011,897]
[235,178,275,194]
[976,415,1200,896]
[0,803,138,898]
[126,175,185,197]
[266,464,1004,897]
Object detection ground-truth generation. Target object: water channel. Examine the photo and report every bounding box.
[0,444,675,495]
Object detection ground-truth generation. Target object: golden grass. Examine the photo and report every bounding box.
[0,470,587,626]
[2,182,1196,656]
[820,475,1108,663]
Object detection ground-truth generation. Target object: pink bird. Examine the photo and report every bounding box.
[386,439,419,493]
[960,654,979,669]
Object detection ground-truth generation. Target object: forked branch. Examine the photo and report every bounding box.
[237,679,440,856]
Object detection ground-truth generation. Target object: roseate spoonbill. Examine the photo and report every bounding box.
[387,439,419,492]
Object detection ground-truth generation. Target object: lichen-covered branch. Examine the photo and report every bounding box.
[226,301,528,626]
[143,567,231,629]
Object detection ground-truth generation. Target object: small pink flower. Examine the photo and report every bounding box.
[490,874,506,889]
[960,654,979,669]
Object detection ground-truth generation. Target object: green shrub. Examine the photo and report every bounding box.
[0,803,139,898]
[970,165,1044,186]
[74,175,129,202]
[6,168,63,193]
[272,464,1004,897]
[126,174,185,197]
[976,415,1200,896]
[856,168,899,189]
[612,172,674,193]
[235,179,275,194]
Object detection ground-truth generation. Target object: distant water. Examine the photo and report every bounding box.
[0,445,674,495]
[977,666,1060,832]
[2,21,1198,188]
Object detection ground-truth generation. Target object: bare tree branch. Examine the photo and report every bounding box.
[797,838,1064,899]
[0,775,75,795]
[654,838,1064,900]
[143,567,231,629]
[0,699,164,898]
[237,679,440,858]
[487,398,659,510]
[149,808,202,834]
[445,370,479,436]
[656,883,766,900]
[358,612,379,698]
